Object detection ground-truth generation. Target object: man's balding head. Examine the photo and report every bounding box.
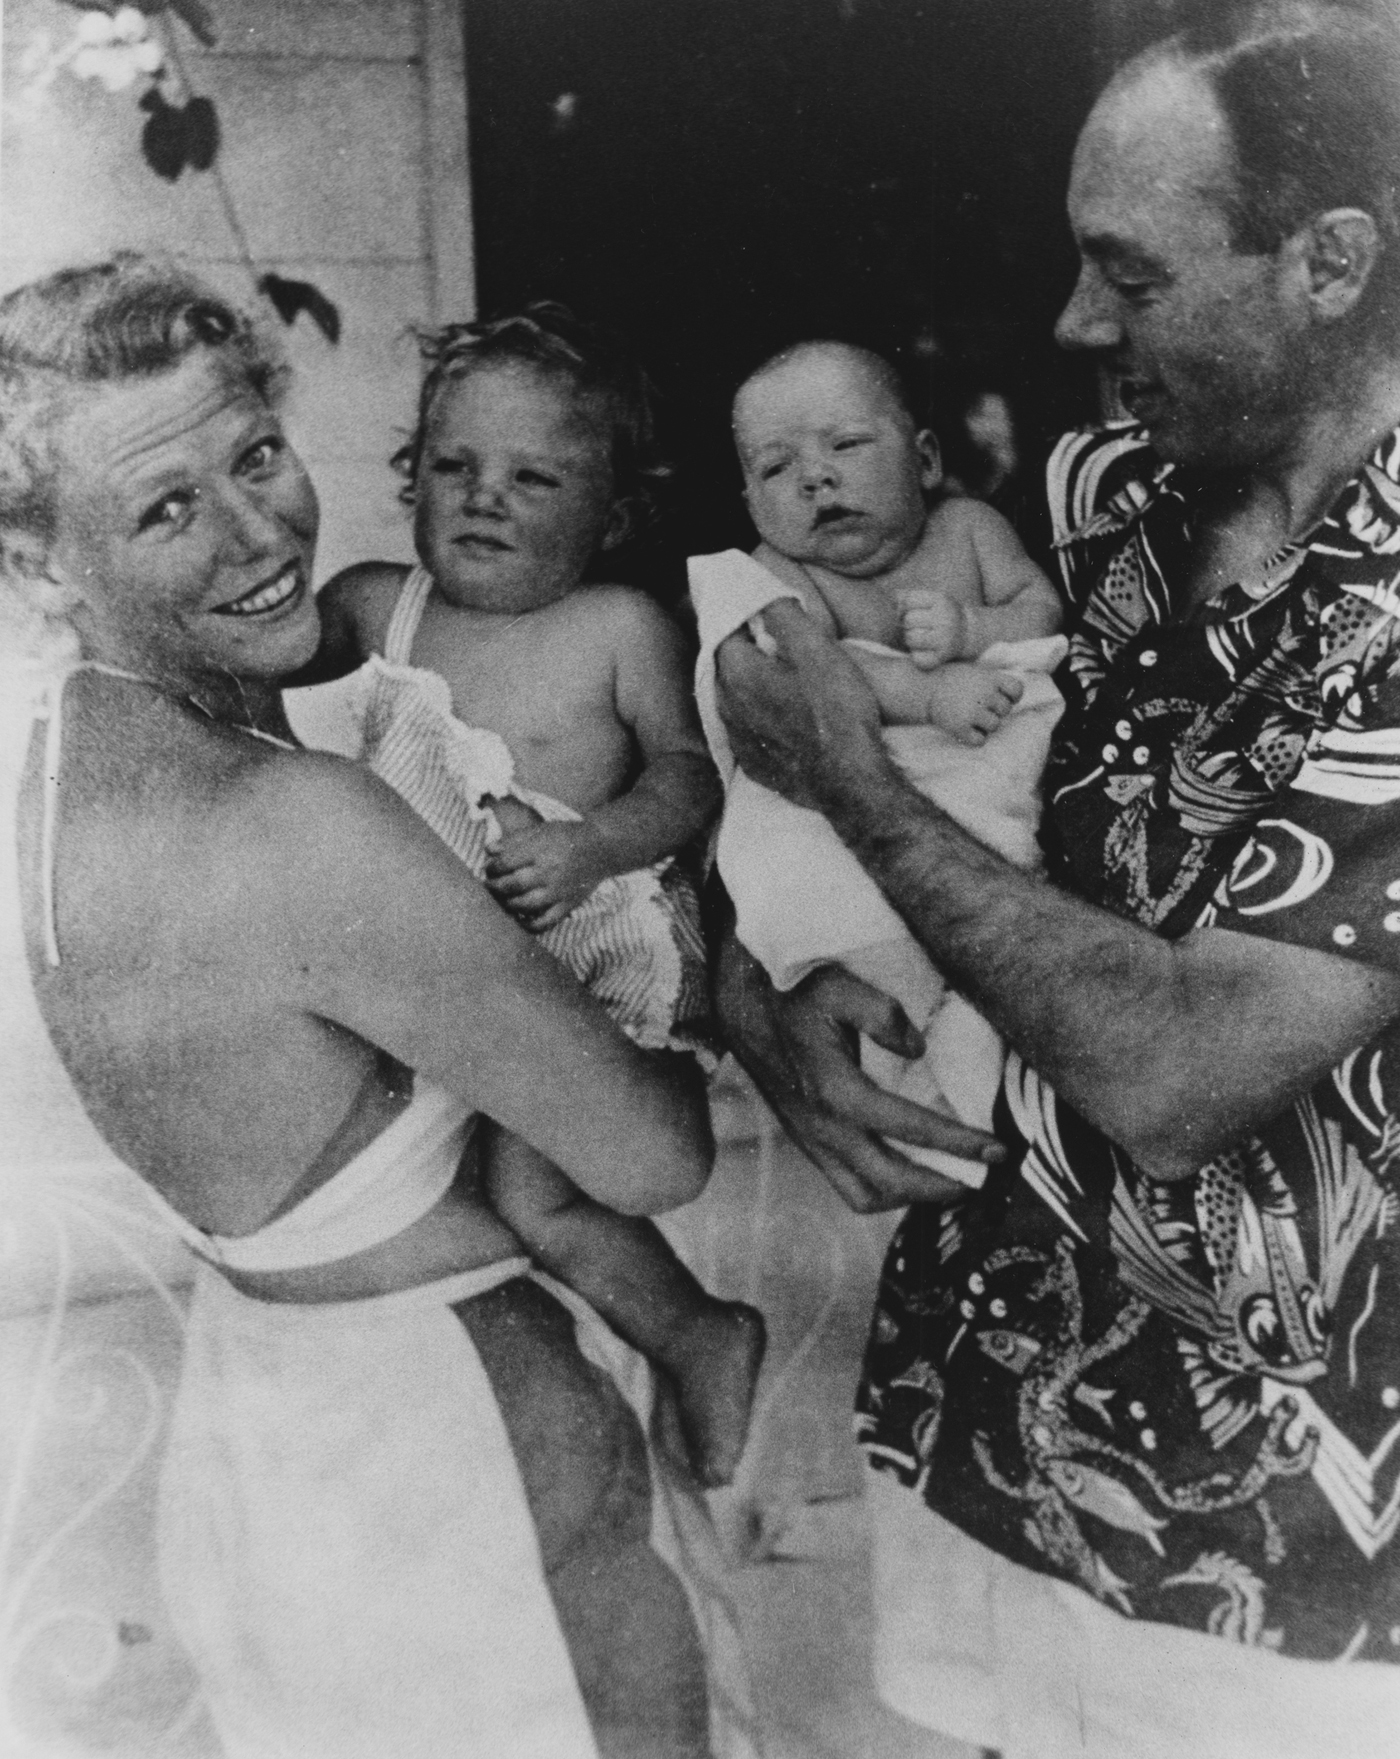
[1130,2,1400,342]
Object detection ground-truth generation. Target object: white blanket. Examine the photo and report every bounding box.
[690,548,1066,1186]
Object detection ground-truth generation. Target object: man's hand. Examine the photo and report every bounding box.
[485,820,612,931]
[716,933,1004,1213]
[898,589,967,668]
[716,601,892,810]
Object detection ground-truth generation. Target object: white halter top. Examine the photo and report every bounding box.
[1,664,491,1277]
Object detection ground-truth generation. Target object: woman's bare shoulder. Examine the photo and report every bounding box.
[231,742,430,887]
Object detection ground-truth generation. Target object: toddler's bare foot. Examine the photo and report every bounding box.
[665,1301,766,1488]
[925,663,1023,746]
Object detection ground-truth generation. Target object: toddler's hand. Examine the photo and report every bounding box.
[924,664,1023,746]
[898,591,966,669]
[485,820,612,931]
[486,794,546,840]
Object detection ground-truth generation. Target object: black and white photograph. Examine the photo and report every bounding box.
[3,1,1400,1754]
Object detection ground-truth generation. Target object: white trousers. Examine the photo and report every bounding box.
[868,1467,1400,1759]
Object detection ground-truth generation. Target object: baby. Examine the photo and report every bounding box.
[691,340,1067,1184]
[307,306,763,1484]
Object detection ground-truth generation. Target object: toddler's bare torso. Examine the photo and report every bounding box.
[407,586,639,812]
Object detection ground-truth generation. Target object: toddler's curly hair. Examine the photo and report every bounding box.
[393,302,670,539]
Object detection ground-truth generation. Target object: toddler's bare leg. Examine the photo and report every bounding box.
[485,1121,766,1488]
[454,1277,710,1759]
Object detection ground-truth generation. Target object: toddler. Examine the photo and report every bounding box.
[309,306,763,1484]
[691,340,1067,1185]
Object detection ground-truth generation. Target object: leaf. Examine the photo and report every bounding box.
[138,89,218,180]
[182,94,218,169]
[257,274,342,345]
[139,88,187,180]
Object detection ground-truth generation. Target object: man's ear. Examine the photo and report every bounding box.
[916,428,943,494]
[1299,208,1382,321]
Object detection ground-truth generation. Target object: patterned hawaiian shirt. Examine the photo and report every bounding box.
[857,422,1400,1662]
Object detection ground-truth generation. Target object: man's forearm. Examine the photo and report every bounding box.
[823,763,1400,1177]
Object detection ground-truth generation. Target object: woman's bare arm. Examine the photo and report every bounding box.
[260,751,713,1214]
[716,602,1400,1182]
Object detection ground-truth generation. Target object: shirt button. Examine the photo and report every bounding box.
[1133,745,1150,765]
[1388,880,1400,902]
[1334,924,1357,947]
[1139,649,1158,667]
[1102,744,1119,763]
[1386,913,1400,934]
[1115,720,1133,740]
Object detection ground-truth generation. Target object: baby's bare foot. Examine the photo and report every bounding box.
[926,663,1023,746]
[665,1301,767,1488]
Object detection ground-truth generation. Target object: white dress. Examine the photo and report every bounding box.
[0,665,759,1759]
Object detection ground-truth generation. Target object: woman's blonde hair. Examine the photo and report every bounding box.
[0,254,285,592]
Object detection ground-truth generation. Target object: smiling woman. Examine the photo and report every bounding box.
[45,349,320,727]
[0,256,751,1759]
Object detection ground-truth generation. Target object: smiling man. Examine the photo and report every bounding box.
[716,3,1400,1753]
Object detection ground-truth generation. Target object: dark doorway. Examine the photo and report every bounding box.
[464,0,1099,587]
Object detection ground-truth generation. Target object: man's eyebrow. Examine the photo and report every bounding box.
[1077,231,1167,272]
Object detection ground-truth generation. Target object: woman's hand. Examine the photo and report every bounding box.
[715,932,1004,1213]
[716,601,892,811]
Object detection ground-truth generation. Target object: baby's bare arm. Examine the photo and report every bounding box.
[901,501,1061,666]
